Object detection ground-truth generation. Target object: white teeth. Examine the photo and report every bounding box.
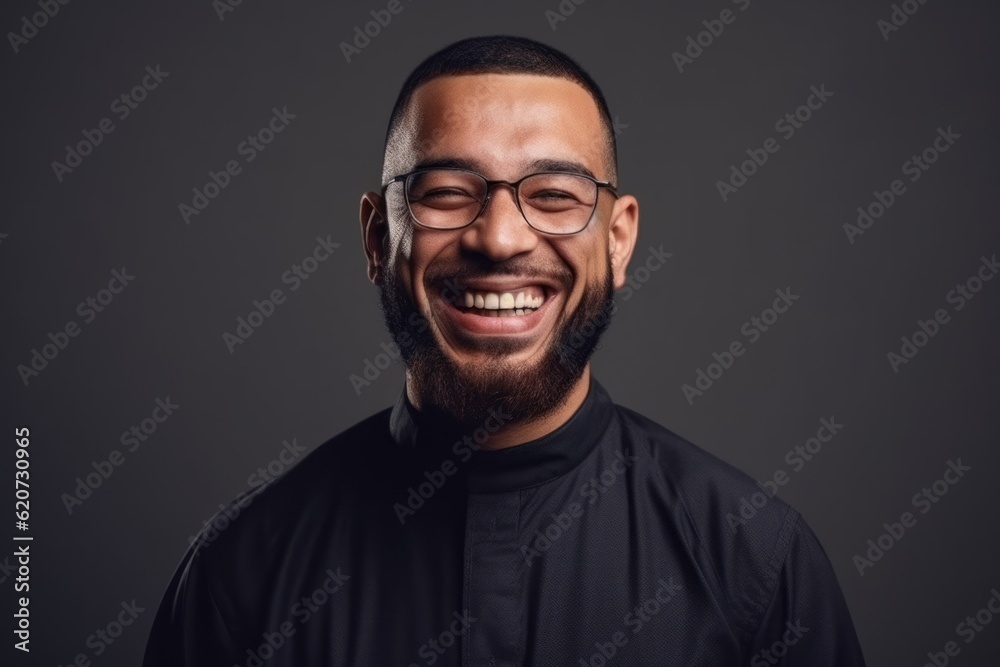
[459,288,545,314]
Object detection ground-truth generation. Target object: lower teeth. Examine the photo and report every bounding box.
[465,308,534,317]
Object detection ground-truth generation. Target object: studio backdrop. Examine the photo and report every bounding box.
[2,0,998,664]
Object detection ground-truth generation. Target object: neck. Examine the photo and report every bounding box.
[404,365,592,450]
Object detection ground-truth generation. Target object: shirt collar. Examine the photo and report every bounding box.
[389,375,615,493]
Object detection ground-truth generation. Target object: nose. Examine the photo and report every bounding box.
[459,183,539,262]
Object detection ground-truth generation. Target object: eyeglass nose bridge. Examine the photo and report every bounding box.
[475,178,530,227]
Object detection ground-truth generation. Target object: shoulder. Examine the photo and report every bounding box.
[612,404,807,639]
[186,407,393,567]
[146,407,394,657]
[613,404,797,530]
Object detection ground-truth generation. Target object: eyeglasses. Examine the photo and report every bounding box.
[382,168,619,235]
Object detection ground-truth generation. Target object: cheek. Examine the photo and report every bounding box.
[396,231,458,301]
[570,232,609,281]
[552,239,606,311]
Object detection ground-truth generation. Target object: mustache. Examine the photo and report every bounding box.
[425,257,573,291]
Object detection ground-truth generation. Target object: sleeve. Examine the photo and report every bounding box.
[142,544,245,667]
[746,516,867,666]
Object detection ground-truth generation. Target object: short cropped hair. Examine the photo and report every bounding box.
[383,35,618,182]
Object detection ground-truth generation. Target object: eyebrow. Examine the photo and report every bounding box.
[411,157,600,181]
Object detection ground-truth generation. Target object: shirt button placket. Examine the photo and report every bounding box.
[462,491,523,667]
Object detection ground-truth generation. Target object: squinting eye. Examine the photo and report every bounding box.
[415,188,477,201]
[532,190,577,200]
[424,188,474,198]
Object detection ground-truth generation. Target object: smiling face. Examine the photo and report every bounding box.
[362,73,638,427]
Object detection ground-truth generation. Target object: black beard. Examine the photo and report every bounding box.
[378,255,616,428]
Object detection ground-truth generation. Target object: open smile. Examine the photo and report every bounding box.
[432,279,560,339]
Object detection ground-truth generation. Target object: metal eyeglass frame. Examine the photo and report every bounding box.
[381,167,619,236]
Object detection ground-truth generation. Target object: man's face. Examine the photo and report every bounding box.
[363,73,638,426]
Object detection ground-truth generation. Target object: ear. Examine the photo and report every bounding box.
[360,192,388,285]
[607,194,639,289]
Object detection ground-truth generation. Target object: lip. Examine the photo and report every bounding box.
[431,280,559,340]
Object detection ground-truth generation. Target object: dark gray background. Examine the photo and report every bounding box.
[2,0,998,664]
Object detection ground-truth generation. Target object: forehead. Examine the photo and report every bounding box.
[398,73,608,180]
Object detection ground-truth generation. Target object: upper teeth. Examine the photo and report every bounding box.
[463,290,543,310]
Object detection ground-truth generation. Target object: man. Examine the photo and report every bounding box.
[144,36,867,665]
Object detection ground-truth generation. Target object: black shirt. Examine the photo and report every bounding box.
[144,377,866,666]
